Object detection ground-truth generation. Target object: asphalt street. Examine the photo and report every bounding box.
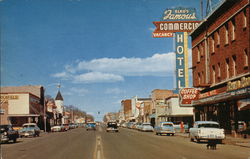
[1,126,250,159]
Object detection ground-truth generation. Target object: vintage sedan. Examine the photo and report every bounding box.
[155,122,175,136]
[140,123,154,132]
[0,125,19,143]
[51,125,64,132]
[86,122,96,131]
[19,123,40,137]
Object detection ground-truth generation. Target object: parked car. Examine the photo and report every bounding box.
[0,125,19,143]
[140,123,154,132]
[19,123,40,137]
[231,121,246,132]
[155,122,175,136]
[63,124,70,131]
[106,122,119,132]
[86,122,96,131]
[51,125,63,132]
[189,121,225,143]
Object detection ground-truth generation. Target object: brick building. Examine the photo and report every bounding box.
[121,99,132,122]
[191,0,250,133]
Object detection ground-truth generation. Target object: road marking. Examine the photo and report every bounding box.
[93,135,105,159]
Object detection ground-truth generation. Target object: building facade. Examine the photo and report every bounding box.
[0,85,45,129]
[191,0,250,133]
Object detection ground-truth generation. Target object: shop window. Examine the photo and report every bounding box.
[225,23,229,45]
[226,58,230,79]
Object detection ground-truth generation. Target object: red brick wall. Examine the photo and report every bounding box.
[192,0,250,87]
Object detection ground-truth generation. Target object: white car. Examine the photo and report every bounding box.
[189,121,225,143]
[51,125,63,132]
[140,123,154,132]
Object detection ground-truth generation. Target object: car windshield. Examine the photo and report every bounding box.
[198,124,220,128]
[163,124,173,127]
[107,123,117,128]
[23,125,35,128]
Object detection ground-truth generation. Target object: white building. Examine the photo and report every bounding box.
[165,95,193,125]
[55,91,64,124]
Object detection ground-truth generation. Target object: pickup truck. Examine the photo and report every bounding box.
[154,122,175,136]
[189,121,225,143]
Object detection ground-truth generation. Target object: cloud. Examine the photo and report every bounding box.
[52,52,176,83]
[105,88,125,94]
[63,87,89,96]
[73,72,124,83]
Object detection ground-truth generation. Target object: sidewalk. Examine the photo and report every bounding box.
[175,132,250,148]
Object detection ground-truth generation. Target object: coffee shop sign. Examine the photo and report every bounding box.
[163,7,197,21]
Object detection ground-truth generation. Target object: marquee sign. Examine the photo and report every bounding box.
[153,21,200,33]
[152,7,200,92]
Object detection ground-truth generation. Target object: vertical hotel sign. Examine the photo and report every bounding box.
[153,7,200,90]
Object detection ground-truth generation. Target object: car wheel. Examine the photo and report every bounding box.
[190,138,194,142]
[172,133,174,136]
[13,138,17,143]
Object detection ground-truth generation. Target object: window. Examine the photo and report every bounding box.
[231,19,236,41]
[243,10,247,28]
[226,58,230,78]
[197,46,200,63]
[232,55,236,76]
[201,71,204,84]
[244,49,248,67]
[198,73,201,85]
[217,63,221,78]
[200,43,204,57]
[212,65,215,84]
[225,23,229,45]
[216,31,220,47]
[211,35,215,53]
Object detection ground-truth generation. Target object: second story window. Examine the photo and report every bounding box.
[243,9,247,29]
[226,58,230,79]
[217,63,221,78]
[212,65,216,84]
[225,23,229,45]
[231,18,236,41]
[216,31,220,47]
[197,46,200,63]
[232,55,237,76]
[244,49,248,67]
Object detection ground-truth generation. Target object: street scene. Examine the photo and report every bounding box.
[1,0,250,159]
[1,125,250,159]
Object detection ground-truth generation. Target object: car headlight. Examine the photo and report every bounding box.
[3,132,7,135]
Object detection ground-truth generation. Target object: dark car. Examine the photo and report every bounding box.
[106,122,119,132]
[0,125,19,143]
[19,123,40,137]
[86,122,96,131]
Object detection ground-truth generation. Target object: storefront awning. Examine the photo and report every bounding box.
[193,87,250,106]
[8,114,40,117]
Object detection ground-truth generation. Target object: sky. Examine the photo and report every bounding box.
[1,0,204,120]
